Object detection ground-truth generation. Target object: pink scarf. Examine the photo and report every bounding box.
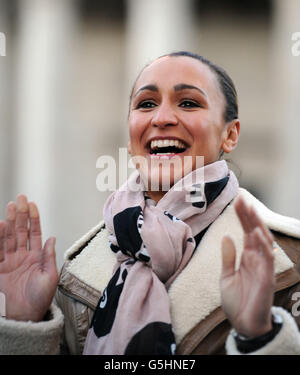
[83,160,239,355]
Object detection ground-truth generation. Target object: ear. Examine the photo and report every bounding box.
[127,140,132,155]
[221,119,240,154]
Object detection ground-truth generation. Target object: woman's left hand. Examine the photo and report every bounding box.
[220,196,275,337]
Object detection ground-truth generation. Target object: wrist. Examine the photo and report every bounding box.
[237,318,273,339]
[232,313,283,354]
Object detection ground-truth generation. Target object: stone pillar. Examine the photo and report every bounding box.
[0,0,10,206]
[125,0,194,80]
[270,0,300,218]
[14,0,78,267]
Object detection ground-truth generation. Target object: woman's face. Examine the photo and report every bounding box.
[128,56,238,194]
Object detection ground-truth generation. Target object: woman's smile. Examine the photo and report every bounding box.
[146,136,190,159]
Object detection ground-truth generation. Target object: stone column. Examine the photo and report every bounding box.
[0,0,10,207]
[125,0,194,82]
[14,0,78,267]
[270,0,300,218]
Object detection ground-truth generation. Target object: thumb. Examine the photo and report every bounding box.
[221,235,236,279]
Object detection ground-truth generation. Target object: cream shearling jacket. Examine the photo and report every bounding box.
[1,188,300,355]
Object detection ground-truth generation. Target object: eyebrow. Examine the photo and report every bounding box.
[174,83,207,97]
[134,83,207,98]
[134,84,158,97]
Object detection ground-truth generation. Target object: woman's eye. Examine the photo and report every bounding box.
[179,100,201,108]
[137,101,156,109]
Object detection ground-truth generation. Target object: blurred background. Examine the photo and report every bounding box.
[0,0,299,269]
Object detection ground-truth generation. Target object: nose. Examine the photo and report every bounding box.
[151,102,178,128]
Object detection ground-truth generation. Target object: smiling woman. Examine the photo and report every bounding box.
[1,52,300,355]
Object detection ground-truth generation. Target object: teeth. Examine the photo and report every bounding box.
[150,139,186,150]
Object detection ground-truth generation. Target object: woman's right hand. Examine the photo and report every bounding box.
[0,194,59,322]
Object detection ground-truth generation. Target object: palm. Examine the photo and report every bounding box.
[0,195,58,322]
[220,197,275,337]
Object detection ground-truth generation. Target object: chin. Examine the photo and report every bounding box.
[136,155,199,192]
[146,168,188,192]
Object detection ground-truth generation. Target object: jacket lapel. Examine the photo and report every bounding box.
[168,190,299,346]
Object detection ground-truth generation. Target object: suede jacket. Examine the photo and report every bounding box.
[1,188,300,355]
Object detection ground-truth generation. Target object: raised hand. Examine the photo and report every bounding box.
[220,196,275,337]
[0,195,59,322]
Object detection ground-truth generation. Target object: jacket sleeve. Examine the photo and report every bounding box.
[225,305,300,355]
[54,287,94,355]
[0,302,64,355]
[226,233,300,355]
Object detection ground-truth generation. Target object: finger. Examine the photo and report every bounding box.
[248,206,274,246]
[235,197,274,246]
[4,202,17,254]
[244,229,256,251]
[0,221,6,261]
[253,227,274,263]
[234,196,253,234]
[16,194,29,251]
[221,235,236,279]
[29,202,42,251]
[42,237,58,276]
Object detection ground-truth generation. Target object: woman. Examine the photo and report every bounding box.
[0,51,300,355]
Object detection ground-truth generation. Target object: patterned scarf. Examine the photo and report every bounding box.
[83,160,239,355]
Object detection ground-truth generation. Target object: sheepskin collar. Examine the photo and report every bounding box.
[63,188,300,345]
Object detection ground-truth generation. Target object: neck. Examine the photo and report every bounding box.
[146,190,167,203]
[145,160,225,204]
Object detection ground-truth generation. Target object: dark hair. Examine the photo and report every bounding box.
[130,51,239,123]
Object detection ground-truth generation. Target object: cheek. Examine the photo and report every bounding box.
[129,113,148,136]
[130,117,153,153]
[189,120,214,142]
[128,118,140,141]
[128,116,148,154]
[193,111,224,137]
[188,119,223,157]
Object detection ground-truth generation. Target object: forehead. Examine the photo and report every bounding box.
[133,56,221,98]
